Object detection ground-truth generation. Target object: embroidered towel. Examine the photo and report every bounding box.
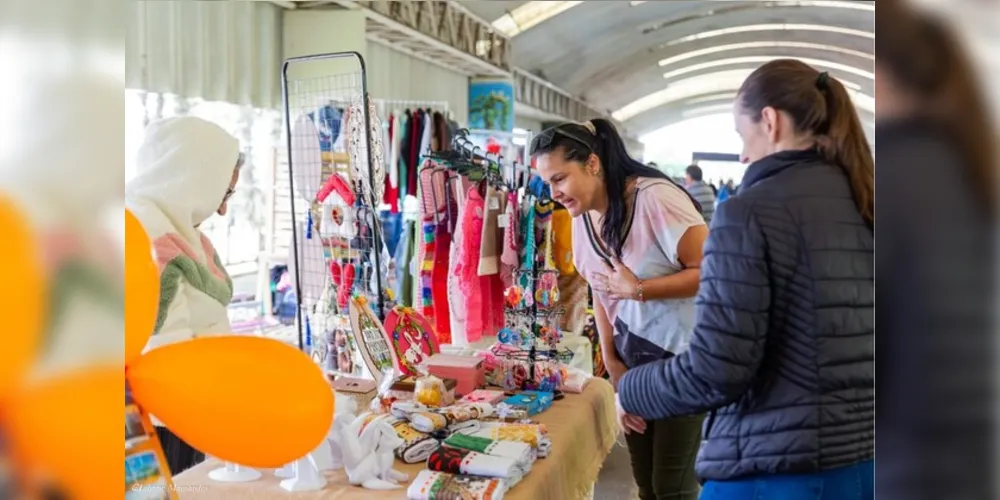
[444,433,536,470]
[409,402,493,433]
[427,446,523,485]
[406,470,506,500]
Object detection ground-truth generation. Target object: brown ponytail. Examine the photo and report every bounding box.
[737,59,875,228]
[815,75,875,228]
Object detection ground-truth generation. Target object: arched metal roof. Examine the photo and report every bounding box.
[460,0,874,133]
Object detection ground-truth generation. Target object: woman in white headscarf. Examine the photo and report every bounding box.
[125,116,242,474]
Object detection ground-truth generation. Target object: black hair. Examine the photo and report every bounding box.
[685,165,704,182]
[530,118,700,257]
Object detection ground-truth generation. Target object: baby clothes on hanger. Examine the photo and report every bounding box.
[431,174,455,344]
[478,184,503,276]
[447,175,473,345]
[551,206,575,275]
[456,186,488,343]
[500,191,519,289]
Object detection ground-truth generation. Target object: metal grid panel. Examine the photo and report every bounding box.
[282,52,388,355]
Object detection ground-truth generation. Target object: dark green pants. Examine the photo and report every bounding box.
[624,414,704,500]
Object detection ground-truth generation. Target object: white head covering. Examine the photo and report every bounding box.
[125,117,240,251]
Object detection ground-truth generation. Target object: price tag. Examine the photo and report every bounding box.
[488,195,500,211]
[497,213,510,228]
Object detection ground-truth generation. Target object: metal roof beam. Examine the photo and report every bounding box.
[513,68,637,138]
[329,0,511,76]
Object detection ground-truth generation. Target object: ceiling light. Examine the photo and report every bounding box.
[613,69,873,121]
[658,42,873,67]
[630,1,647,5]
[492,1,583,37]
[663,56,874,81]
[661,24,874,47]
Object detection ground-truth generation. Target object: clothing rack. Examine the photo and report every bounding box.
[374,98,450,117]
[430,129,571,389]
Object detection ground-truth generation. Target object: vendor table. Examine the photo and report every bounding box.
[173,379,618,500]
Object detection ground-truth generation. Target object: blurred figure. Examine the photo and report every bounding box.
[875,2,997,499]
[125,116,243,474]
[715,178,735,205]
[683,165,716,223]
[615,59,874,499]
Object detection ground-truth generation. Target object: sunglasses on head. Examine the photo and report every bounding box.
[529,126,593,155]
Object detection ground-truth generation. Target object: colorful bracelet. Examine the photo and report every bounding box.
[636,280,645,302]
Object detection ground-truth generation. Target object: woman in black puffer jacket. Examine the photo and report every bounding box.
[616,58,875,499]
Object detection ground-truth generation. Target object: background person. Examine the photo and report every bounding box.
[125,116,243,474]
[683,164,716,223]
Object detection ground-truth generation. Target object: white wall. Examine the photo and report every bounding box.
[126,0,283,109]
[365,41,469,125]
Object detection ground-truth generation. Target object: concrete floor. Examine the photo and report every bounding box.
[594,441,639,500]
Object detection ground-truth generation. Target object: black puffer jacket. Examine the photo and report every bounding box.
[619,148,874,481]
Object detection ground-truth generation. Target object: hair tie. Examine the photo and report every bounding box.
[581,120,597,135]
[815,71,830,90]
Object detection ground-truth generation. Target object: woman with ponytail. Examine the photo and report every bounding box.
[614,59,874,499]
[532,119,708,500]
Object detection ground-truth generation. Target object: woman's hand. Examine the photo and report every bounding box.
[615,393,647,435]
[591,257,640,301]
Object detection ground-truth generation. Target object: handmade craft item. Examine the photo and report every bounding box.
[460,389,506,406]
[426,446,525,485]
[443,434,536,471]
[405,470,507,500]
[424,353,485,396]
[501,391,554,417]
[349,296,398,385]
[383,306,440,377]
[414,374,447,407]
[408,402,493,433]
[331,413,407,489]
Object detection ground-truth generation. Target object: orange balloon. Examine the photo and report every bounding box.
[124,209,159,365]
[0,195,45,400]
[127,336,334,468]
[4,364,121,499]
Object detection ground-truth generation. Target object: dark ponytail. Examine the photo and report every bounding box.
[532,118,700,257]
[738,59,874,228]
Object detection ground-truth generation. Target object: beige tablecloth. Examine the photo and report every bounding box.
[173,379,618,500]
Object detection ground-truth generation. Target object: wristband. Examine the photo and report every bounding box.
[636,280,645,302]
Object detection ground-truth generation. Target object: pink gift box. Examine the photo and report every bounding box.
[424,354,485,396]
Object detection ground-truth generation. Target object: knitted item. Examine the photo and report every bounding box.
[152,233,233,333]
[456,189,486,342]
[420,220,436,322]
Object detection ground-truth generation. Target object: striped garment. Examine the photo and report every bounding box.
[685,181,716,223]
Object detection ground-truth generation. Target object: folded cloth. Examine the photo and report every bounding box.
[444,433,536,471]
[406,470,507,500]
[464,422,547,448]
[409,402,494,433]
[448,420,480,434]
[427,446,524,486]
[384,416,440,464]
[392,400,429,420]
[409,411,449,433]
